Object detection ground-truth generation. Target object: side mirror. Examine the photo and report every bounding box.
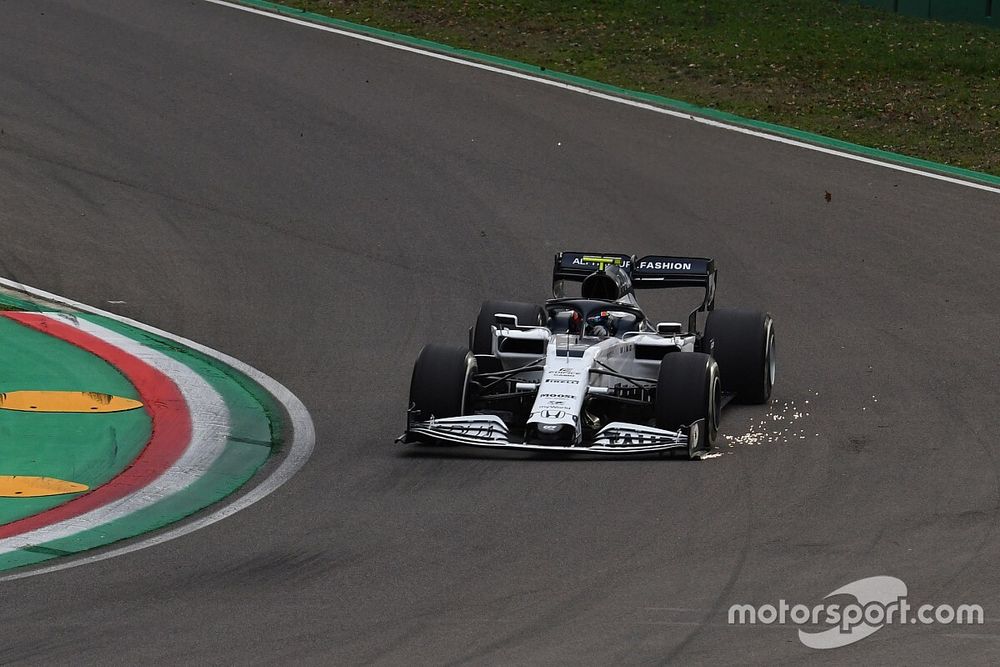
[656,321,684,335]
[495,313,519,328]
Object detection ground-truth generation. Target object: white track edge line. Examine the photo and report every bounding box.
[199,0,1000,197]
[0,277,316,581]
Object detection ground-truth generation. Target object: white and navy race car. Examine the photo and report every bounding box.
[399,252,775,458]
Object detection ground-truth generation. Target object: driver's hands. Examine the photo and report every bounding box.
[586,311,611,336]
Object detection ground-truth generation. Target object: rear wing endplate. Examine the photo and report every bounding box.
[632,255,716,331]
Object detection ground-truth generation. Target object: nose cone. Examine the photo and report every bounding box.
[525,422,576,446]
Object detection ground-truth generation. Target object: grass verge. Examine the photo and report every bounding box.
[258,0,1000,176]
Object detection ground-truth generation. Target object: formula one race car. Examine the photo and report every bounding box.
[399,252,775,458]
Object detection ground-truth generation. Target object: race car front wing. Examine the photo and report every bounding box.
[399,414,705,456]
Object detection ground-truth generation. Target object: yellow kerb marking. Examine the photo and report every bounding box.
[0,391,143,413]
[0,476,89,497]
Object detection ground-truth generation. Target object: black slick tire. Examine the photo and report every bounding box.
[703,308,775,404]
[655,352,720,455]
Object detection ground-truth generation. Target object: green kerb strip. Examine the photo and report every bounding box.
[230,0,1000,189]
[21,545,71,557]
[0,292,48,312]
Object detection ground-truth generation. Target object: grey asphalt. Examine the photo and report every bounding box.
[1,1,998,664]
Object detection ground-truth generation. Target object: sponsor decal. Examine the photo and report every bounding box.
[727,576,984,649]
[605,343,633,357]
[570,255,631,271]
[437,422,498,439]
[539,393,575,399]
[605,431,674,446]
[531,410,578,422]
[638,260,693,271]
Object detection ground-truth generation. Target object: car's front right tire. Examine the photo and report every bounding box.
[409,344,476,423]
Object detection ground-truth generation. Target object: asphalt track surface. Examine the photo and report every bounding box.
[1,1,998,663]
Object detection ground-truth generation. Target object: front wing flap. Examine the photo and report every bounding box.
[400,414,705,456]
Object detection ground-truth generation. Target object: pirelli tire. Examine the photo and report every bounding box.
[409,345,477,427]
[704,308,775,404]
[655,352,720,455]
[471,300,546,372]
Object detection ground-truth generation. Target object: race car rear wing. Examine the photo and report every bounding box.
[552,251,717,331]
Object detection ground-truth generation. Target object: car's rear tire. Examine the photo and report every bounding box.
[471,300,546,372]
[703,308,775,404]
[409,344,477,423]
[655,352,720,454]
